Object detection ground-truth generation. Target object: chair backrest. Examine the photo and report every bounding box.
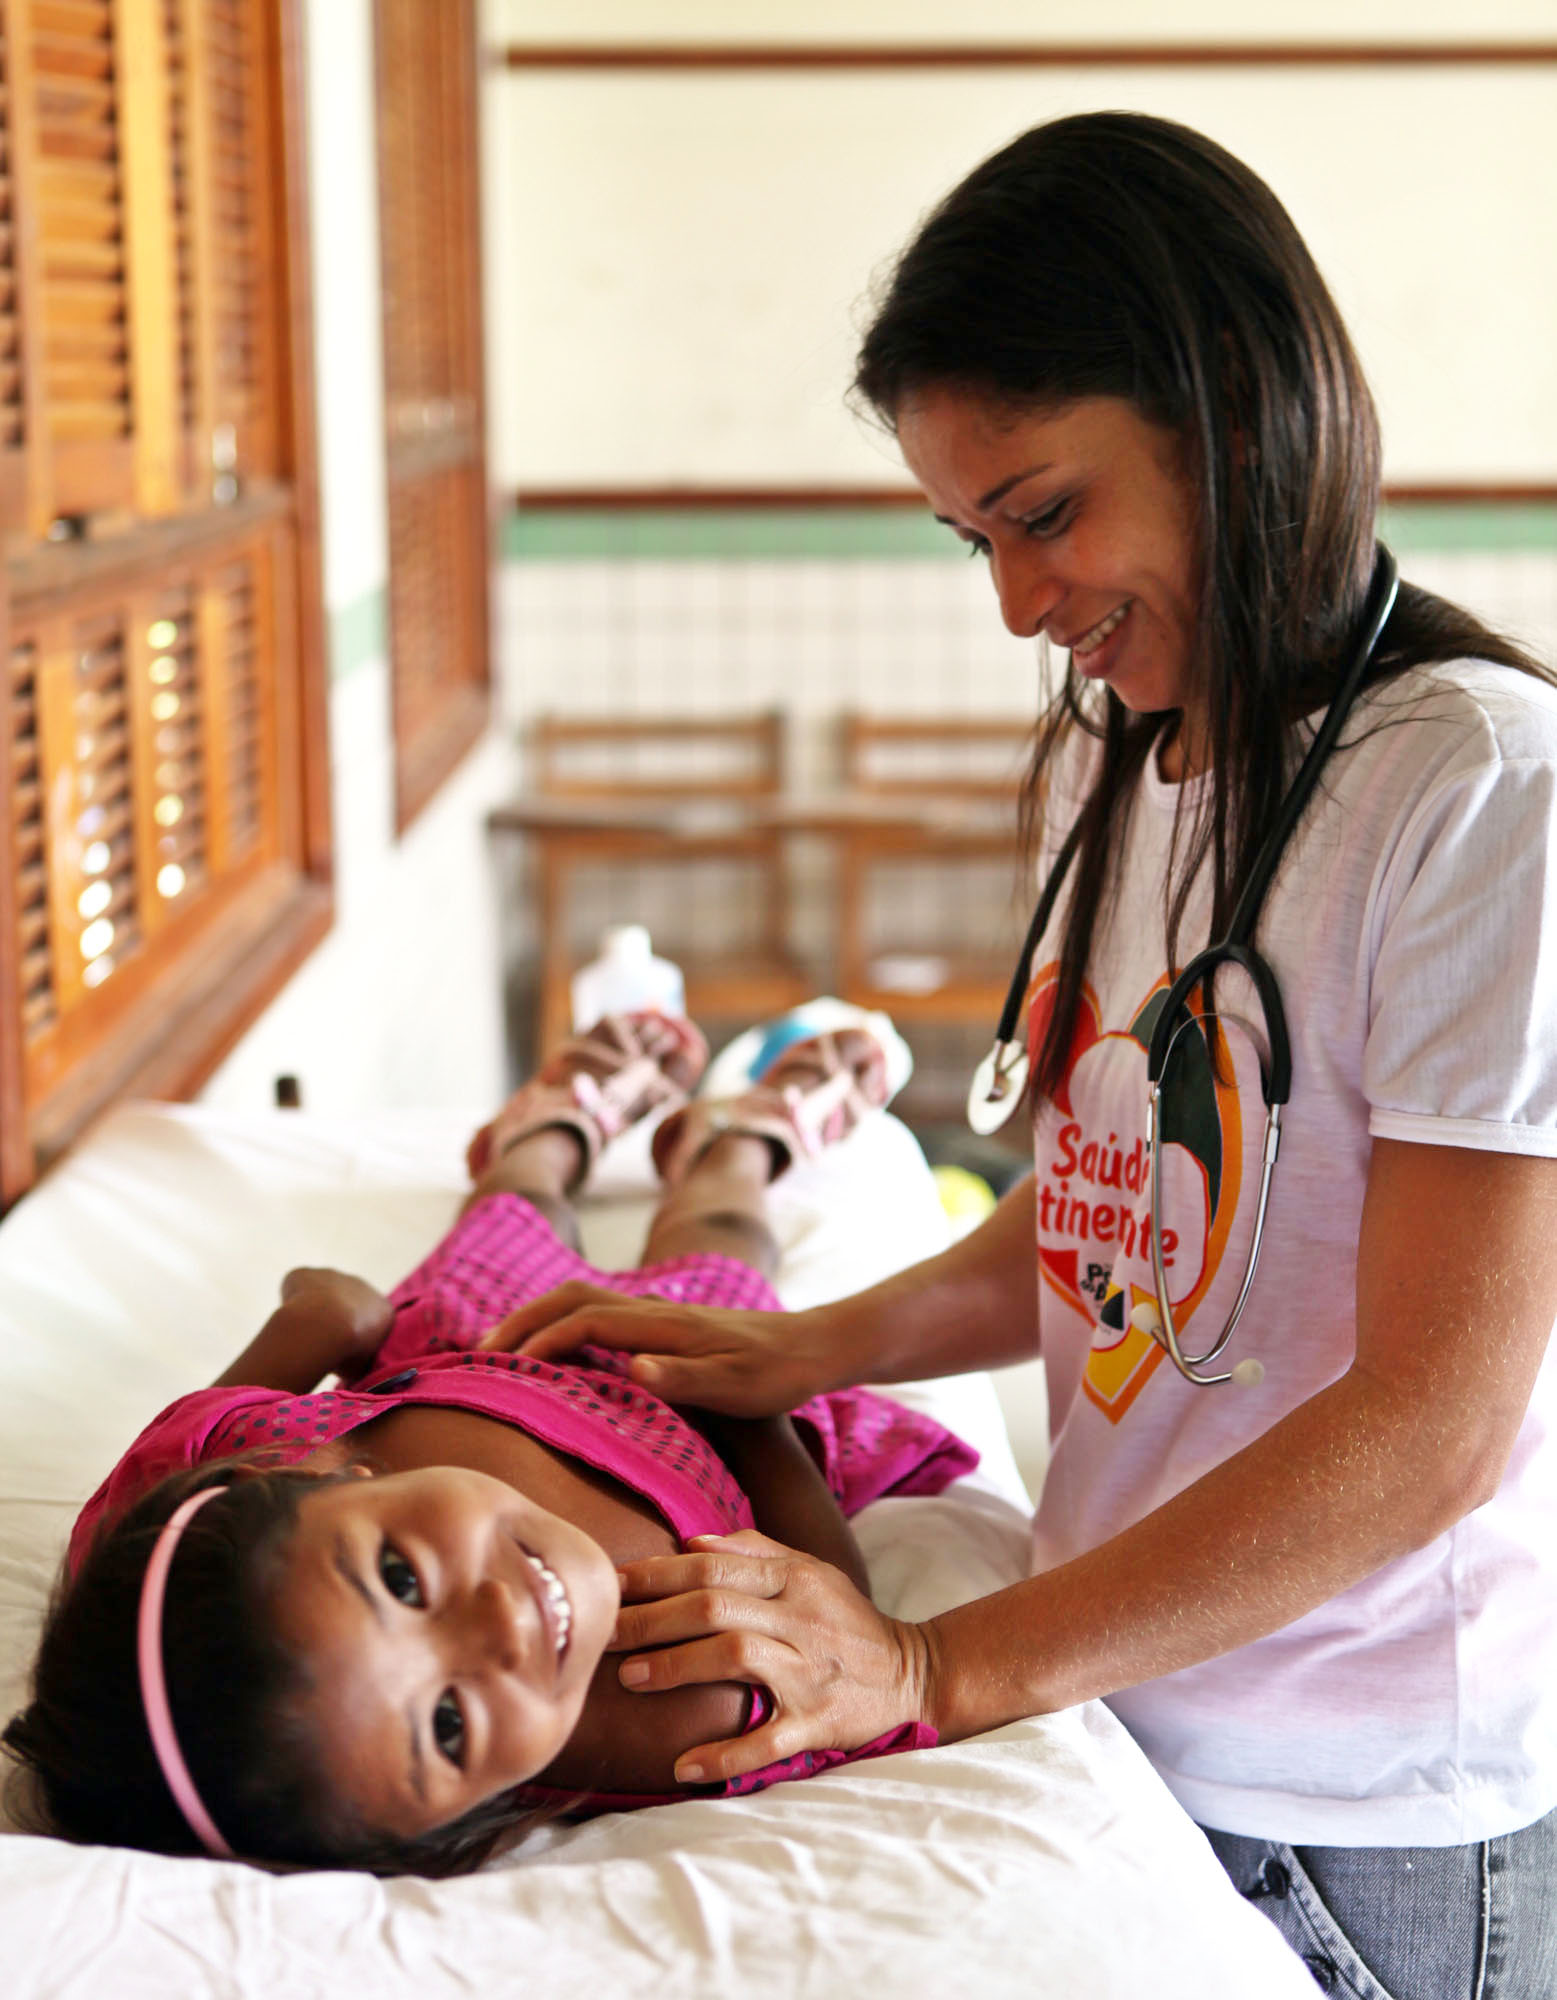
[841,714,1033,801]
[531,713,785,801]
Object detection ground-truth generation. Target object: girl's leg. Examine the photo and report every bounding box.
[640,1133,780,1275]
[640,1025,895,1278]
[461,1013,710,1243]
[464,1125,588,1247]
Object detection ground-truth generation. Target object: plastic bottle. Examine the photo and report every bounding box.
[570,923,686,1029]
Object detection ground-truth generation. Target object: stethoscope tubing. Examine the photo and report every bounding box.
[971,545,1402,1386]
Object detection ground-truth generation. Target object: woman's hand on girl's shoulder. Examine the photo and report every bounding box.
[608,1529,934,1784]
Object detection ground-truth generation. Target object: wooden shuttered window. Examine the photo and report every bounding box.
[0,0,327,1205]
[3,0,284,531]
[374,0,488,832]
[165,0,283,503]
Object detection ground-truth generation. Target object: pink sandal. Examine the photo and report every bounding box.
[651,1026,891,1186]
[467,1012,709,1187]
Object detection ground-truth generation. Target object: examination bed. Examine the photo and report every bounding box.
[0,1098,1311,1998]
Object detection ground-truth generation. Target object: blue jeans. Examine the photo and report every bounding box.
[1202,1809,1557,1998]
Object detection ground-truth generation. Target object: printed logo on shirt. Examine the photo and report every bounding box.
[1027,964,1248,1423]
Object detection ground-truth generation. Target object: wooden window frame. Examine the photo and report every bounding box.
[374,0,490,835]
[0,0,330,1208]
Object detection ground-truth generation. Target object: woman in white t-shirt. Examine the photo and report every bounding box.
[493,114,1557,1996]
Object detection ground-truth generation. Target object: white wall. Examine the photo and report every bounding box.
[486,6,1557,488]
[488,1,1557,46]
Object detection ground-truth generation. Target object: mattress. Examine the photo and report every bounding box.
[0,1100,1311,1998]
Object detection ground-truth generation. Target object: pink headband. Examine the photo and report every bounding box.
[136,1484,235,1859]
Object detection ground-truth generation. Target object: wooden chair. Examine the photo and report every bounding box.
[832,713,1034,1035]
[495,712,812,1058]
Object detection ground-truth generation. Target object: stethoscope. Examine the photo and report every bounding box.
[969,545,1401,1387]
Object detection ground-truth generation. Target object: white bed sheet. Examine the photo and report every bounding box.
[0,1102,1310,1998]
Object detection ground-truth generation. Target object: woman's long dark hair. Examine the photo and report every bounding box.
[855,111,1548,1103]
[3,1462,543,1876]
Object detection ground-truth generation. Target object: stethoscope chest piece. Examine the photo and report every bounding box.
[967,1040,1030,1136]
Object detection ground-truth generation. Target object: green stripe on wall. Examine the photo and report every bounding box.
[502,507,954,559]
[503,502,1557,562]
[1379,504,1557,553]
[329,585,389,681]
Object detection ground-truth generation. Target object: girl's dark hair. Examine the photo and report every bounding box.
[854,111,1550,1102]
[2,1462,540,1876]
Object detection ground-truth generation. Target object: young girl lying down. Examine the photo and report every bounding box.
[3,1012,975,1876]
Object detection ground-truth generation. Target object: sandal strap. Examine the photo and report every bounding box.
[773,1060,860,1160]
[650,1095,797,1185]
[569,1052,678,1143]
[654,1026,890,1185]
[473,1010,705,1185]
[547,1011,707,1093]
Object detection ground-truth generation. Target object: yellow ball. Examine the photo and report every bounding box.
[932,1163,997,1225]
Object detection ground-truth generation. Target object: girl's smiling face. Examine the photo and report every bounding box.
[896,386,1207,773]
[269,1467,620,1841]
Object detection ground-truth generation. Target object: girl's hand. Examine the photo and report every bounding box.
[277,1268,396,1378]
[609,1529,934,1784]
[477,1282,835,1417]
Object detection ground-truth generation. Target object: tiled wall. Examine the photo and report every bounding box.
[498,543,1557,750]
[494,554,1045,1044]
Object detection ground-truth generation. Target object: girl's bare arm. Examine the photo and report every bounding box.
[211,1269,395,1392]
[689,1412,869,1592]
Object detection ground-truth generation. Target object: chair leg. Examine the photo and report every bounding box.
[536,846,571,1059]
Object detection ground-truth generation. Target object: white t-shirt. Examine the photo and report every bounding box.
[1027,658,1557,1846]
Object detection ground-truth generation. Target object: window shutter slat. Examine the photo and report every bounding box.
[126,583,207,935]
[9,637,55,1040]
[116,0,179,513]
[161,0,197,489]
[388,460,465,745]
[203,546,265,860]
[376,0,487,831]
[178,0,278,491]
[26,0,135,519]
[33,608,144,1024]
[0,13,29,528]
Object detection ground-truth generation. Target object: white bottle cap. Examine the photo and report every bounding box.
[601,923,651,958]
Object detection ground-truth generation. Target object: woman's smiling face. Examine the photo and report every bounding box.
[268,1467,620,1841]
[896,386,1206,770]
